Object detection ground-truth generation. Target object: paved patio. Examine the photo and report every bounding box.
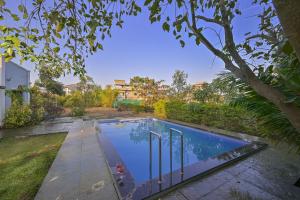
[0,117,76,139]
[33,118,300,200]
[34,119,119,200]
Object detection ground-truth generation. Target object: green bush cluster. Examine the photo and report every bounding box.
[62,87,118,109]
[3,102,32,128]
[31,86,63,120]
[71,106,85,116]
[61,90,96,117]
[30,86,46,122]
[154,100,259,135]
[153,99,167,118]
[3,86,65,128]
[63,91,86,108]
[61,87,118,116]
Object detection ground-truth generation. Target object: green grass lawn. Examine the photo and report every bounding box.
[0,133,67,200]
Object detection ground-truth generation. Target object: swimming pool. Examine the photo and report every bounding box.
[97,118,266,199]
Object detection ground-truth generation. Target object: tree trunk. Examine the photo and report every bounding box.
[229,66,300,133]
[187,1,300,133]
[273,0,300,60]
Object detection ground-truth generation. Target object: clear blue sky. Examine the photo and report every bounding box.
[10,1,260,87]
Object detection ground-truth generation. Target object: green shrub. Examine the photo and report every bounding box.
[30,86,45,122]
[154,100,259,135]
[101,87,119,107]
[71,106,85,116]
[4,102,32,128]
[43,96,64,119]
[84,88,103,107]
[64,91,85,108]
[31,107,45,122]
[154,99,167,118]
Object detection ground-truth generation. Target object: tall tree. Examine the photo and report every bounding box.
[36,65,64,95]
[144,0,300,133]
[130,76,164,106]
[78,76,96,92]
[273,0,300,60]
[171,70,190,93]
[193,73,239,104]
[101,85,119,107]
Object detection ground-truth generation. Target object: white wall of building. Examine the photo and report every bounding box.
[5,61,30,109]
[0,57,5,127]
[0,58,30,126]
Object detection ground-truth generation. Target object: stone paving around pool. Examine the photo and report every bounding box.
[163,144,300,200]
[0,117,76,138]
[34,119,119,200]
[32,118,300,200]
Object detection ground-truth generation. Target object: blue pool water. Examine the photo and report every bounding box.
[99,118,248,185]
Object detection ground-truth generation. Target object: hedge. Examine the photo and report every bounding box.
[154,100,259,135]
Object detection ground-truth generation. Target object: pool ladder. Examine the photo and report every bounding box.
[149,128,184,185]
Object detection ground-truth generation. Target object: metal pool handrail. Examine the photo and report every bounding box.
[169,128,184,177]
[149,131,162,184]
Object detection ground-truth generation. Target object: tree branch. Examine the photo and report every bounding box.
[245,33,278,44]
[196,15,223,26]
[219,0,254,78]
[184,16,242,78]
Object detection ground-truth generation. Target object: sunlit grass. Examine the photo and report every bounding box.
[0,133,67,200]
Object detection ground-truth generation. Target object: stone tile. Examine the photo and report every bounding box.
[161,191,188,200]
[79,179,119,200]
[237,165,300,199]
[0,117,81,139]
[201,178,281,200]
[222,162,251,177]
[35,171,80,200]
[177,171,235,199]
[164,145,300,200]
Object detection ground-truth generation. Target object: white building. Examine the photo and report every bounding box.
[0,57,30,126]
[63,83,78,95]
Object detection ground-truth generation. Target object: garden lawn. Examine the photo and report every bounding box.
[0,133,67,200]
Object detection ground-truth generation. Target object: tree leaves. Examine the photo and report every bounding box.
[7,48,13,56]
[0,0,143,78]
[56,21,65,33]
[130,76,164,106]
[179,40,185,47]
[162,22,170,32]
[0,0,5,7]
[282,41,294,55]
[144,0,153,6]
[53,47,60,53]
[18,5,25,12]
[196,37,201,45]
[11,14,20,21]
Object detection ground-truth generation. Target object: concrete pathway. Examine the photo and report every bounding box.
[35,119,119,200]
[0,117,77,138]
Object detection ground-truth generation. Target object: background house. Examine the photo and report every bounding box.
[113,80,140,100]
[192,81,206,90]
[63,82,96,95]
[0,57,30,126]
[63,83,79,95]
